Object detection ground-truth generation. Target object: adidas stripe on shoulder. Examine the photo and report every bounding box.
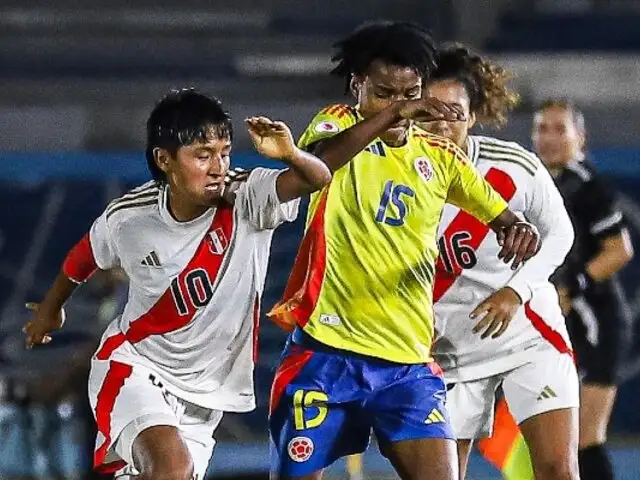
[415,131,470,163]
[106,183,160,220]
[225,167,251,186]
[477,137,539,177]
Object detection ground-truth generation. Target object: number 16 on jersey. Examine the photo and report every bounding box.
[438,232,477,273]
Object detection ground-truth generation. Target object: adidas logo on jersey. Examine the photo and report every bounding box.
[537,385,558,401]
[364,141,386,157]
[424,408,446,424]
[141,251,161,267]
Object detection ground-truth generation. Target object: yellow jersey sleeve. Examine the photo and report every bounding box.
[446,142,508,224]
[298,104,358,152]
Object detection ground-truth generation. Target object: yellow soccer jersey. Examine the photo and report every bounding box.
[269,104,508,364]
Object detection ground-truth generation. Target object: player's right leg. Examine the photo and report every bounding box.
[371,363,463,480]
[444,376,502,479]
[128,425,194,480]
[268,342,370,480]
[502,347,580,480]
[88,360,193,480]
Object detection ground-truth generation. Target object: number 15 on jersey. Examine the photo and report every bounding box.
[375,180,415,226]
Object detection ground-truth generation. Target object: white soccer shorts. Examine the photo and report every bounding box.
[446,346,579,439]
[88,359,223,479]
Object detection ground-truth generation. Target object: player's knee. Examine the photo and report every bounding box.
[132,427,195,480]
[141,456,194,480]
[533,454,579,480]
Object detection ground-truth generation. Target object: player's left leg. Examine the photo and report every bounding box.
[503,349,580,480]
[518,408,579,480]
[372,363,458,480]
[381,437,458,480]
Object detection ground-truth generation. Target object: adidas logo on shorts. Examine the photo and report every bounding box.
[537,385,558,401]
[424,408,446,424]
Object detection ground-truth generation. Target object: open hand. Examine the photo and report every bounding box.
[397,98,466,123]
[22,302,65,349]
[246,117,296,161]
[497,221,540,270]
[471,287,522,339]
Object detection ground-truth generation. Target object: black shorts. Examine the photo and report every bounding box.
[567,293,633,386]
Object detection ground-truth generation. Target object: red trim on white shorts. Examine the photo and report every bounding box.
[524,302,574,360]
[93,360,133,472]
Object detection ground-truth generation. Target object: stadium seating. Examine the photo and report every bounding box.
[487,11,640,51]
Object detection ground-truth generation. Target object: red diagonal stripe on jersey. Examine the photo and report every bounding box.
[269,348,314,414]
[433,168,516,302]
[268,189,329,331]
[95,206,235,360]
[524,303,574,359]
[93,361,133,470]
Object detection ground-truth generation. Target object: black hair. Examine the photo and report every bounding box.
[145,88,233,183]
[330,21,438,93]
[431,43,519,128]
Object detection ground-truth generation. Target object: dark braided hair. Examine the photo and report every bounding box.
[431,43,519,128]
[330,21,438,94]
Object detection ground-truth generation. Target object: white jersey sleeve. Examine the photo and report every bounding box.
[89,210,120,270]
[506,164,575,302]
[236,167,300,230]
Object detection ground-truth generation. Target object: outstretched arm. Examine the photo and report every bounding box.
[23,233,99,348]
[310,99,462,173]
[246,116,332,202]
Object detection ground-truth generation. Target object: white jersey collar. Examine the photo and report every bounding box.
[159,184,216,228]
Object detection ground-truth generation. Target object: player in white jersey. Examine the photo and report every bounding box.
[418,45,580,480]
[22,89,332,480]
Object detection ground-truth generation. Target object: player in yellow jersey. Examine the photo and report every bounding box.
[267,22,540,480]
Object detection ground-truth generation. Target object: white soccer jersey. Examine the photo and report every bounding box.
[433,135,575,382]
[89,168,299,411]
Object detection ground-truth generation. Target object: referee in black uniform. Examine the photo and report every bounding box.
[532,99,634,480]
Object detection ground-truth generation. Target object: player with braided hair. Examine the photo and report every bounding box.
[268,24,542,480]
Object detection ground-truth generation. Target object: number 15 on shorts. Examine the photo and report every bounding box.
[293,389,329,430]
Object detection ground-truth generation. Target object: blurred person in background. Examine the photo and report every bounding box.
[268,21,541,480]
[533,99,634,480]
[417,45,579,480]
[22,89,332,480]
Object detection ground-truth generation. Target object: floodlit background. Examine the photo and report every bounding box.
[1,0,640,478]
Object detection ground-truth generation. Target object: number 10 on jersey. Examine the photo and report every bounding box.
[170,268,215,316]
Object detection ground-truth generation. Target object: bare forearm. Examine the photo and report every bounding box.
[313,104,401,172]
[488,208,518,232]
[285,146,332,189]
[41,271,79,312]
